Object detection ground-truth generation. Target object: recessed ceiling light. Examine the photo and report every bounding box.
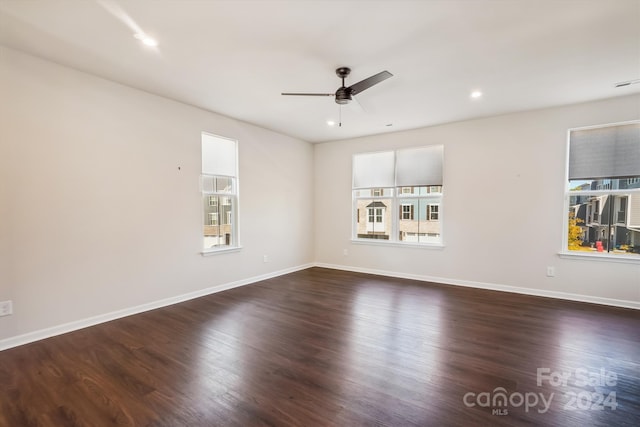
[470,90,483,99]
[327,120,336,126]
[134,33,158,47]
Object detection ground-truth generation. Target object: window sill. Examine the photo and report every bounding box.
[201,246,242,256]
[351,239,445,250]
[558,251,640,264]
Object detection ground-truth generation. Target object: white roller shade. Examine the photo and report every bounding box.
[395,145,443,186]
[568,122,640,180]
[353,151,395,189]
[202,133,237,177]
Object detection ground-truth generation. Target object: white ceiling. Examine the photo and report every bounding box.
[1,0,639,143]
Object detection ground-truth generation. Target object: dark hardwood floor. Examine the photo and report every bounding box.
[1,267,639,426]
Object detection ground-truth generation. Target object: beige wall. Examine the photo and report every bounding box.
[314,94,640,305]
[0,47,314,342]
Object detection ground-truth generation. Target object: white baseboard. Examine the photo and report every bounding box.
[314,262,640,310]
[0,263,314,351]
[3,261,636,351]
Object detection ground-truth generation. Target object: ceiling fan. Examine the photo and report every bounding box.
[282,67,393,125]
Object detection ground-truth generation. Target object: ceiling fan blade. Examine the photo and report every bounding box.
[281,93,334,96]
[349,95,366,113]
[347,71,393,95]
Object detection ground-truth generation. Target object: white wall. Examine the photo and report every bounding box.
[314,95,640,305]
[1,45,638,348]
[0,47,314,342]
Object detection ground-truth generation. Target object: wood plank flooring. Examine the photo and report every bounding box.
[1,267,639,426]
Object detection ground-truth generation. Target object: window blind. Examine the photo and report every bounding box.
[568,122,640,180]
[395,145,443,186]
[352,151,395,189]
[202,133,237,177]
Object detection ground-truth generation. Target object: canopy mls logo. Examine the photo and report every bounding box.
[463,367,618,416]
[463,387,553,415]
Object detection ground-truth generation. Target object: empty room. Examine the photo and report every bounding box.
[1,0,639,426]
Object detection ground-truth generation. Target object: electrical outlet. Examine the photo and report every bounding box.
[546,266,555,277]
[0,300,12,317]
[263,255,269,263]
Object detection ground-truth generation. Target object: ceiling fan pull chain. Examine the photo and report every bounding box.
[339,105,342,127]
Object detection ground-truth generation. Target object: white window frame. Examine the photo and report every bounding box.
[201,132,240,255]
[561,120,640,263]
[352,147,444,247]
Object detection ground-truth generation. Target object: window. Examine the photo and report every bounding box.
[207,212,219,226]
[428,204,439,221]
[352,146,444,245]
[366,206,385,233]
[617,197,627,224]
[401,204,414,220]
[202,133,239,252]
[565,121,640,259]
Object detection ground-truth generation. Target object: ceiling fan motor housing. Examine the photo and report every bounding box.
[335,67,352,104]
[335,87,352,104]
